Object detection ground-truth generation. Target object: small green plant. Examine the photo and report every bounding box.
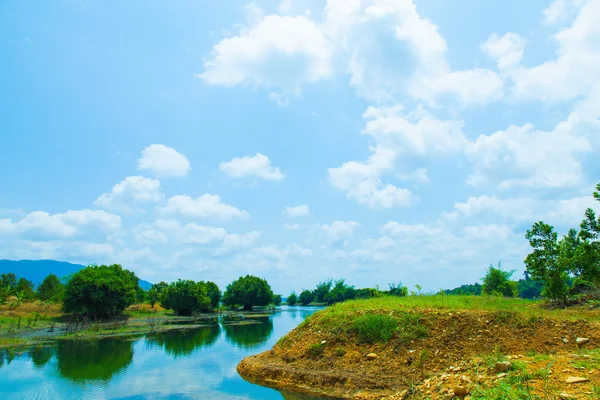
[334,347,346,357]
[351,314,398,344]
[307,343,324,359]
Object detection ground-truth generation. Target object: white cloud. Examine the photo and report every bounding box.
[512,1,600,102]
[481,33,526,69]
[253,243,312,262]
[543,0,587,24]
[137,144,191,177]
[283,223,302,230]
[452,194,598,227]
[321,220,360,241]
[362,105,467,155]
[465,122,591,189]
[0,209,121,240]
[161,194,249,219]
[94,176,163,213]
[328,146,415,208]
[219,153,285,181]
[283,204,310,217]
[198,14,332,95]
[463,224,513,240]
[381,221,441,237]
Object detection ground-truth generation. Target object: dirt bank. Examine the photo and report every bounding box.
[237,307,600,399]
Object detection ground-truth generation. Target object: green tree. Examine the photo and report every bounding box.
[525,222,569,303]
[63,264,139,318]
[482,262,517,297]
[313,279,332,303]
[273,294,282,306]
[298,289,313,306]
[148,281,168,308]
[388,282,409,297]
[325,279,356,304]
[201,281,221,310]
[0,273,17,294]
[160,280,211,316]
[222,275,273,311]
[36,274,64,302]
[286,292,297,306]
[15,277,36,301]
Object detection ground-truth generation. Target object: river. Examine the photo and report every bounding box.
[0,306,325,400]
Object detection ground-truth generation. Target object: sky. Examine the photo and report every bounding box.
[1,0,599,294]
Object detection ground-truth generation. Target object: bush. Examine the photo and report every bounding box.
[222,275,273,311]
[273,294,282,306]
[299,290,314,306]
[307,343,324,359]
[351,314,398,344]
[63,264,139,318]
[287,292,297,306]
[37,274,64,302]
[160,280,211,316]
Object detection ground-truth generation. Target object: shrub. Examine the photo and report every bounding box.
[334,347,346,357]
[63,264,139,318]
[307,343,324,359]
[351,314,398,344]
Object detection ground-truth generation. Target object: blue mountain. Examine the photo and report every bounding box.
[0,259,153,290]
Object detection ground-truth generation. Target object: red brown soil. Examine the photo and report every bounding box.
[237,308,600,399]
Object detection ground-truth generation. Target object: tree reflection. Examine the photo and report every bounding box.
[56,339,133,382]
[147,325,220,358]
[222,317,273,349]
[28,346,55,368]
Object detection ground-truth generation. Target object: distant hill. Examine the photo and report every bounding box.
[0,260,153,290]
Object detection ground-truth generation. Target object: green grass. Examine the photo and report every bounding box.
[351,314,398,344]
[307,343,324,359]
[314,295,600,322]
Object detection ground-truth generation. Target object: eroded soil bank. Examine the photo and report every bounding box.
[237,307,600,399]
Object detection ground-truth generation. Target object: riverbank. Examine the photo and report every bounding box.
[0,302,275,348]
[237,296,600,399]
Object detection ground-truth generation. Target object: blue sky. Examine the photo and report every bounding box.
[1,0,599,294]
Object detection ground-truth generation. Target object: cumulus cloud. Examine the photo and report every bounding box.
[137,144,191,177]
[161,194,249,219]
[328,146,415,208]
[0,209,121,240]
[543,0,587,24]
[252,243,312,262]
[219,153,285,181]
[321,220,360,242]
[283,204,310,217]
[94,176,164,213]
[511,1,600,102]
[481,32,526,69]
[465,122,591,189]
[198,13,332,95]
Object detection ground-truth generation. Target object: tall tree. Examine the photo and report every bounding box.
[525,222,569,303]
[286,292,297,306]
[222,275,273,311]
[37,274,64,302]
[160,280,210,316]
[16,278,36,301]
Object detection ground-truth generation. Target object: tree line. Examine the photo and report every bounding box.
[285,279,407,306]
[0,272,64,306]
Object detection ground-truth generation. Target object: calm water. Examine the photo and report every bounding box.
[0,306,324,400]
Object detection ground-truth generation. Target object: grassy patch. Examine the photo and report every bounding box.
[307,343,324,359]
[351,314,398,344]
[334,347,346,357]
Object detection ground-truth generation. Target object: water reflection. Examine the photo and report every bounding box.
[146,325,220,358]
[222,317,274,350]
[0,306,323,399]
[56,339,134,382]
[28,345,54,368]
